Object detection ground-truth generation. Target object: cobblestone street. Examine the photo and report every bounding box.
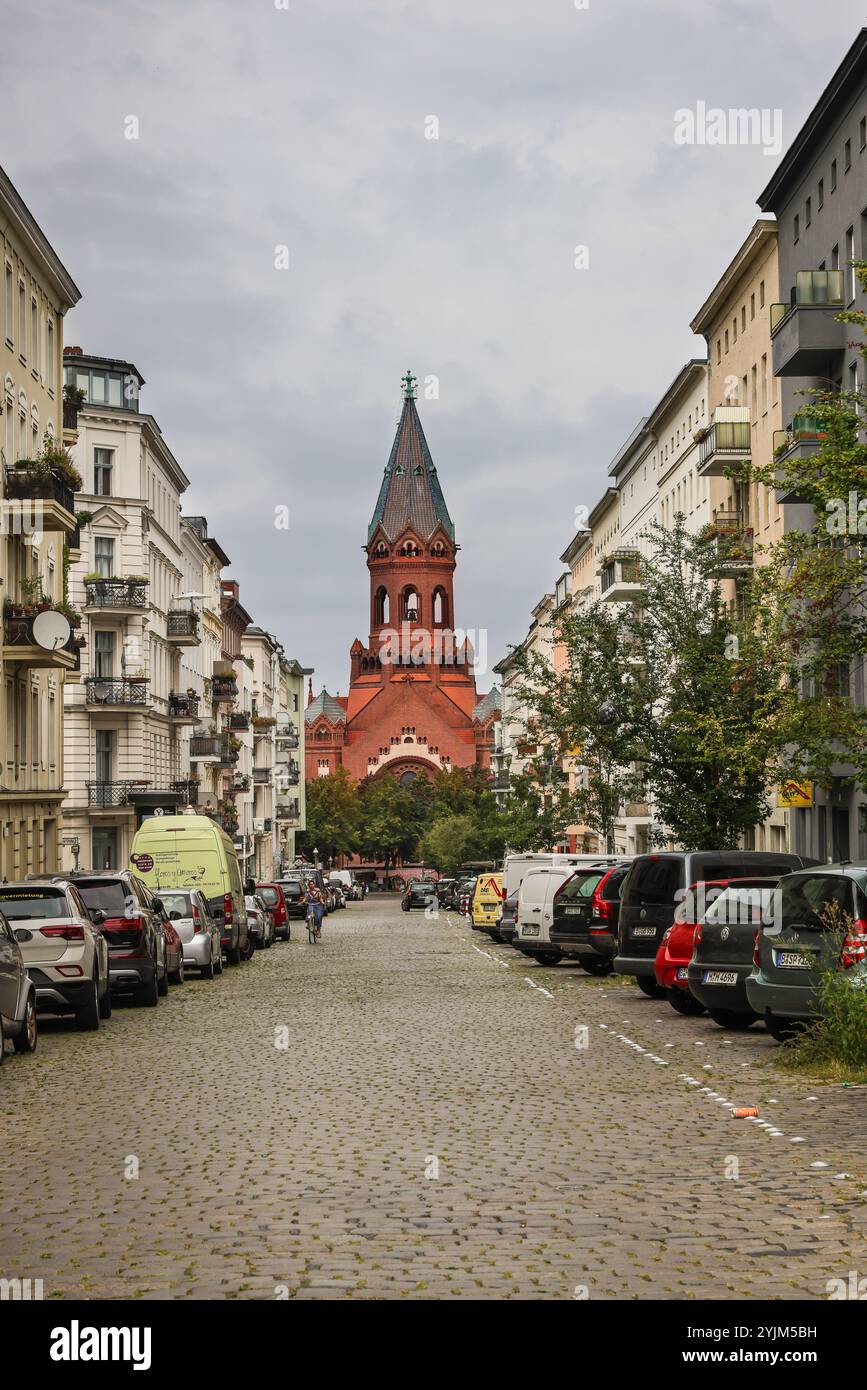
[2,898,866,1301]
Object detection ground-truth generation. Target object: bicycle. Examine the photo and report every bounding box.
[306,906,322,944]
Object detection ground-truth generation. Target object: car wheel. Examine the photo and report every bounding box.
[764,1011,804,1043]
[0,1014,4,1064]
[227,941,241,965]
[98,983,113,1020]
[665,986,706,1016]
[157,964,169,996]
[636,976,665,998]
[531,951,562,966]
[581,959,613,976]
[201,953,215,980]
[136,968,160,1007]
[214,946,224,975]
[75,976,101,1031]
[169,956,184,985]
[13,993,38,1054]
[707,1007,758,1030]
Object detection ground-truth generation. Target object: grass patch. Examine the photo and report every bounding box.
[774,945,867,1084]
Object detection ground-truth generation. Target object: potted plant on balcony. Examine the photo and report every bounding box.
[75,511,93,526]
[693,426,709,443]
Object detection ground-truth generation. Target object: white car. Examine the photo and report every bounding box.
[0,881,111,1029]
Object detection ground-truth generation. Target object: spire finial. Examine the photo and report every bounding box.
[401,369,417,400]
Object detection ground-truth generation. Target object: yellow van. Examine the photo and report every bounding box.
[129,814,248,964]
[472,872,503,929]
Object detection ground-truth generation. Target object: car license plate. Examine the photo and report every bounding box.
[775,950,812,969]
[521,925,540,937]
[703,970,738,985]
[675,967,689,980]
[633,926,656,937]
[564,906,583,916]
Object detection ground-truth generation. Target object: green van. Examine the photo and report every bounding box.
[129,814,249,964]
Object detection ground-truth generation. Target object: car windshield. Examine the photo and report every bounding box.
[558,870,606,902]
[0,887,70,919]
[703,885,778,927]
[622,858,683,907]
[257,887,279,905]
[778,875,855,931]
[74,881,130,915]
[160,892,192,917]
[283,884,302,898]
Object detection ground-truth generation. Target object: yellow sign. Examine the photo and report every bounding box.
[777,780,813,808]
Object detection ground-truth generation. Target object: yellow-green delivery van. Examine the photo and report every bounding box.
[130,814,248,964]
[472,872,503,929]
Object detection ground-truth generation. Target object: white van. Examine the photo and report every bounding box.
[500,853,620,945]
[513,866,581,964]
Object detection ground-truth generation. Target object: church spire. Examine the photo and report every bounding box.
[367,373,454,544]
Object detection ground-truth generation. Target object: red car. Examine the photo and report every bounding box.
[162,919,185,985]
[655,877,757,1015]
[255,883,292,940]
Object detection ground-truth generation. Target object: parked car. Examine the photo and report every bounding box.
[513,866,585,964]
[549,861,633,974]
[747,864,867,1041]
[158,889,223,979]
[256,883,292,940]
[471,873,503,932]
[685,878,782,1028]
[0,906,38,1059]
[0,880,112,1027]
[499,889,520,946]
[614,851,815,998]
[329,869,358,900]
[402,881,437,911]
[129,813,248,965]
[502,852,618,948]
[245,894,274,949]
[65,870,168,1005]
[330,883,347,909]
[436,878,458,910]
[276,879,308,921]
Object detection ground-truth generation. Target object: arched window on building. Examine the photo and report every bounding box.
[402,587,420,621]
[432,586,447,626]
[374,586,389,625]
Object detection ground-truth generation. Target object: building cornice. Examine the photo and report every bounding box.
[0,165,81,310]
[689,221,777,335]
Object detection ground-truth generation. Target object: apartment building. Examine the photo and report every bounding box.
[242,624,280,880]
[491,592,556,812]
[61,349,201,869]
[757,27,867,861]
[275,654,308,869]
[1,167,81,877]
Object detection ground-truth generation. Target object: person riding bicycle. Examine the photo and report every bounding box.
[306,882,325,936]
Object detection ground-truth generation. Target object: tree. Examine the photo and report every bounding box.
[420,813,479,875]
[357,775,419,870]
[297,766,360,861]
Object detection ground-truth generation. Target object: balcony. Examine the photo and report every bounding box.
[2,608,81,671]
[252,767,272,785]
[772,414,829,502]
[85,676,150,708]
[212,675,239,702]
[172,779,200,805]
[3,464,78,536]
[276,764,300,786]
[703,513,754,577]
[219,738,240,767]
[84,576,149,612]
[230,772,251,793]
[168,691,200,723]
[623,800,650,818]
[86,781,144,810]
[225,711,250,731]
[276,730,300,750]
[275,801,300,823]
[166,610,200,646]
[189,731,223,761]
[599,551,644,603]
[697,407,751,478]
[770,270,847,376]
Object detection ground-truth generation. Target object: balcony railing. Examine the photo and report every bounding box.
[2,609,82,669]
[172,779,200,805]
[166,610,200,643]
[276,730,300,750]
[84,577,149,610]
[189,732,223,760]
[4,464,78,535]
[770,269,845,333]
[219,739,240,767]
[168,692,200,720]
[86,781,143,808]
[698,406,751,476]
[212,675,239,701]
[230,773,251,792]
[85,676,149,706]
[275,801,300,822]
[703,515,754,575]
[600,552,643,601]
[225,712,250,731]
[770,270,848,376]
[252,767,272,784]
[276,764,300,786]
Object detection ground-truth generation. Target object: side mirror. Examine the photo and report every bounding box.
[91,909,106,926]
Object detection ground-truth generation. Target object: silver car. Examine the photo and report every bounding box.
[0,907,38,1061]
[158,889,223,979]
[244,894,274,950]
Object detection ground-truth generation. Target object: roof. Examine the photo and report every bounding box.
[368,388,454,544]
[305,688,347,724]
[644,359,708,434]
[472,688,502,722]
[757,28,867,211]
[690,221,777,335]
[0,165,81,309]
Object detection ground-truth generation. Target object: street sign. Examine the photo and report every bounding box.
[777,780,813,808]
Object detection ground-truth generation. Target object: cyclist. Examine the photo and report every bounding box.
[306,881,325,941]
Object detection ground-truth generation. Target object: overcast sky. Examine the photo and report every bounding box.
[3,0,864,693]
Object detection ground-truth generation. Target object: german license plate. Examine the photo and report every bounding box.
[703,970,737,985]
[564,906,583,916]
[521,925,540,938]
[675,967,689,980]
[633,926,656,937]
[775,950,811,969]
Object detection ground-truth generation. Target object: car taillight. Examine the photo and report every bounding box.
[753,926,762,970]
[661,925,673,943]
[192,905,202,933]
[40,924,85,941]
[223,893,233,926]
[841,917,867,969]
[694,922,703,945]
[590,886,613,920]
[103,915,143,934]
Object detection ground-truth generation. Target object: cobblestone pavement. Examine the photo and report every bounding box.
[1,897,865,1300]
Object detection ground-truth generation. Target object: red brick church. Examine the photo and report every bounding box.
[305,373,500,786]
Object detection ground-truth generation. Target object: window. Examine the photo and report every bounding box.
[832,242,839,269]
[761,353,768,414]
[46,318,55,393]
[750,292,755,320]
[759,280,765,308]
[818,177,824,209]
[724,329,729,353]
[94,536,115,577]
[93,447,113,494]
[716,338,721,364]
[91,828,118,871]
[732,316,737,343]
[847,226,855,300]
[741,305,746,331]
[95,729,114,785]
[861,117,866,151]
[30,297,38,374]
[845,138,852,172]
[831,158,837,191]
[94,630,115,677]
[793,213,799,243]
[4,262,12,345]
[805,197,811,228]
[18,280,25,358]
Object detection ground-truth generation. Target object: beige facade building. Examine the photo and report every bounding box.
[1,166,81,878]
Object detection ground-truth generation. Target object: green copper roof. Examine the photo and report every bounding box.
[367,387,455,544]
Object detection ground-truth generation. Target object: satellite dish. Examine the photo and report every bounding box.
[32,609,72,651]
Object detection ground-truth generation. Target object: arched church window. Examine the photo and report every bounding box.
[432,587,447,625]
[399,769,417,787]
[374,586,389,625]
[402,587,420,620]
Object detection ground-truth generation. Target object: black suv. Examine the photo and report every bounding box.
[614,851,816,997]
[64,871,168,1006]
[402,881,437,911]
[550,861,633,974]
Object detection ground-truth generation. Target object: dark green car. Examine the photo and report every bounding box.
[746,863,867,1041]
